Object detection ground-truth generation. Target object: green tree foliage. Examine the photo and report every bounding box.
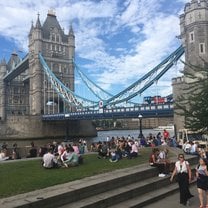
[175,61,208,133]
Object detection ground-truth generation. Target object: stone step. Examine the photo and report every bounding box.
[59,158,198,208]
[59,175,172,208]
[0,164,158,208]
[0,154,198,208]
[109,180,196,208]
[109,183,179,208]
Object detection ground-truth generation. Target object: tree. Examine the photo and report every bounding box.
[175,61,208,133]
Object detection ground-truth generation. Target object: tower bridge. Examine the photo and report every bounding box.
[0,0,207,139]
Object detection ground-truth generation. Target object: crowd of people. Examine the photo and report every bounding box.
[40,140,88,168]
[95,138,139,162]
[0,139,88,166]
[1,129,208,207]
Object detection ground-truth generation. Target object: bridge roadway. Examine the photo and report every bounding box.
[3,55,29,82]
[42,103,173,121]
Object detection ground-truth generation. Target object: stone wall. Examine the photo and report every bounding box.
[172,77,186,131]
[0,115,97,139]
[120,117,173,129]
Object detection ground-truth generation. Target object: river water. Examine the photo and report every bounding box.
[0,129,175,148]
[91,129,174,143]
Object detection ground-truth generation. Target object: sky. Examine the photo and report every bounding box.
[0,0,190,103]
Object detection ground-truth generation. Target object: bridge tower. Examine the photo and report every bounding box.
[0,58,7,120]
[172,0,208,129]
[28,10,75,115]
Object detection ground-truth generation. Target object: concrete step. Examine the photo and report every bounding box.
[59,156,198,208]
[59,175,172,208]
[0,154,198,208]
[109,183,179,208]
[109,180,196,208]
[0,164,158,208]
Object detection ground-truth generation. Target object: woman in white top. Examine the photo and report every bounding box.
[170,154,194,206]
[196,158,208,208]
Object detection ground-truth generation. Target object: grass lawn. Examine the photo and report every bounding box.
[0,148,153,198]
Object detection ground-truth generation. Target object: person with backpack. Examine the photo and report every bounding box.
[196,158,208,208]
[170,153,194,206]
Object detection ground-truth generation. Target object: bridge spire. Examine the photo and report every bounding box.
[29,20,34,36]
[68,22,74,36]
[35,12,41,29]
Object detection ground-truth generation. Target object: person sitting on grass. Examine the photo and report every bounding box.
[109,151,119,162]
[109,145,123,163]
[61,146,72,163]
[12,143,21,160]
[63,146,79,168]
[72,143,80,154]
[98,141,109,159]
[123,140,131,157]
[42,148,58,169]
[26,142,37,158]
[129,141,139,159]
[0,148,9,161]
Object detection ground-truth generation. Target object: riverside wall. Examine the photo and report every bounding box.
[0,115,97,140]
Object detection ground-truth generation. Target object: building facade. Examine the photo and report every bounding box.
[0,10,75,119]
[172,0,208,130]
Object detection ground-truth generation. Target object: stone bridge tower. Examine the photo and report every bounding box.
[172,0,208,130]
[29,10,75,115]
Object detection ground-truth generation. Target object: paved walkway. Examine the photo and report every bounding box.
[143,184,200,208]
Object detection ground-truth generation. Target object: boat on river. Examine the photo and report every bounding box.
[153,124,174,131]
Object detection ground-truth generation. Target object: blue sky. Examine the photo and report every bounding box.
[0,0,189,103]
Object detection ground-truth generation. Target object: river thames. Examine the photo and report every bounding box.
[91,129,174,143]
[0,129,175,148]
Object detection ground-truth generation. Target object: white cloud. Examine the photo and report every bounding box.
[0,0,187,101]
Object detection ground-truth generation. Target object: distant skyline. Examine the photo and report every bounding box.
[0,0,190,101]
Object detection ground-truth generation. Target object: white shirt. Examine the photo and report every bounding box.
[159,151,166,160]
[43,153,57,168]
[131,144,138,153]
[175,160,189,173]
[184,143,191,152]
[190,144,197,153]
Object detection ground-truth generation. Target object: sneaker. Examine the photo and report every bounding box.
[64,163,68,168]
[158,173,166,177]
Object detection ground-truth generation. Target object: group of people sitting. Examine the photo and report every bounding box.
[96,138,139,162]
[149,147,174,177]
[183,140,198,155]
[140,130,177,148]
[42,142,84,169]
[0,142,21,161]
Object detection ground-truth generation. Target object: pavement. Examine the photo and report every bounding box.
[143,184,200,208]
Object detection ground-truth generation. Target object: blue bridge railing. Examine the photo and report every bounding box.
[42,103,173,121]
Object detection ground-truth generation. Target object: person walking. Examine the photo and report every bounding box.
[196,158,208,208]
[170,153,194,206]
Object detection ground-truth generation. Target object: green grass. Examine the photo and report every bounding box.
[0,148,152,198]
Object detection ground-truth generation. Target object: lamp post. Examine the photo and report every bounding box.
[138,114,143,138]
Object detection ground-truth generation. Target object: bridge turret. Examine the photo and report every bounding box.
[68,24,75,91]
[0,58,7,80]
[180,0,208,67]
[28,13,43,115]
[7,51,21,72]
[173,0,208,130]
[0,58,7,120]
[29,21,34,37]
